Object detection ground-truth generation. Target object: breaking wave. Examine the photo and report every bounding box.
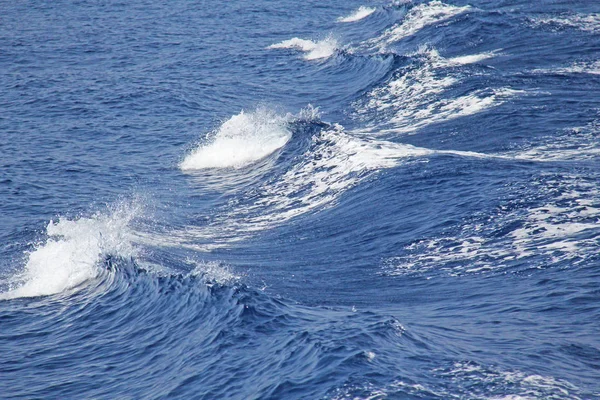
[337,6,376,23]
[268,36,339,61]
[1,203,139,300]
[180,108,292,170]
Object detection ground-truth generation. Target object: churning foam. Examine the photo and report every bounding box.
[237,124,432,227]
[268,36,338,61]
[337,6,376,23]
[366,1,470,50]
[180,108,292,170]
[0,204,138,300]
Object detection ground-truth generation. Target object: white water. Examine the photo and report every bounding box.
[510,120,600,161]
[268,36,339,61]
[1,204,138,300]
[337,6,376,23]
[180,108,292,170]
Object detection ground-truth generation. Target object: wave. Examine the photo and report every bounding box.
[365,1,471,50]
[180,107,292,170]
[0,203,139,300]
[173,116,437,250]
[268,36,339,61]
[337,6,376,23]
[444,50,500,66]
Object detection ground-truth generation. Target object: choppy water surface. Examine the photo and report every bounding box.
[1,0,600,398]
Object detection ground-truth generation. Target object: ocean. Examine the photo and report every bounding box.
[1,0,600,398]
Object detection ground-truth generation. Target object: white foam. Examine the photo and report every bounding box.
[188,259,240,285]
[355,48,513,134]
[384,174,600,277]
[413,46,500,67]
[367,1,470,49]
[268,36,338,61]
[532,13,600,33]
[534,60,600,76]
[1,205,138,300]
[445,50,500,66]
[240,125,432,228]
[510,120,600,161]
[337,6,376,23]
[438,362,581,400]
[180,108,291,170]
[331,361,582,399]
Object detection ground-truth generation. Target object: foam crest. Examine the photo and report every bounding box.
[413,46,500,67]
[1,205,138,300]
[337,6,376,23]
[268,36,338,61]
[331,361,583,399]
[367,1,470,49]
[180,108,291,170]
[241,125,432,227]
[445,50,500,66]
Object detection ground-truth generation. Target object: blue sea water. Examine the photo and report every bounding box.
[1,0,600,398]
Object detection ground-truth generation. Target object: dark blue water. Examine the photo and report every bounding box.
[2,0,600,398]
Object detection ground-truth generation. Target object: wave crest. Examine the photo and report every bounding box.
[180,108,292,170]
[268,36,338,61]
[1,204,138,300]
[337,6,376,23]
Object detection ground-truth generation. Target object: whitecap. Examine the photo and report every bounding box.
[510,120,600,161]
[383,174,600,277]
[337,6,376,23]
[1,204,138,300]
[174,121,435,250]
[268,36,338,61]
[534,60,600,76]
[180,107,292,170]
